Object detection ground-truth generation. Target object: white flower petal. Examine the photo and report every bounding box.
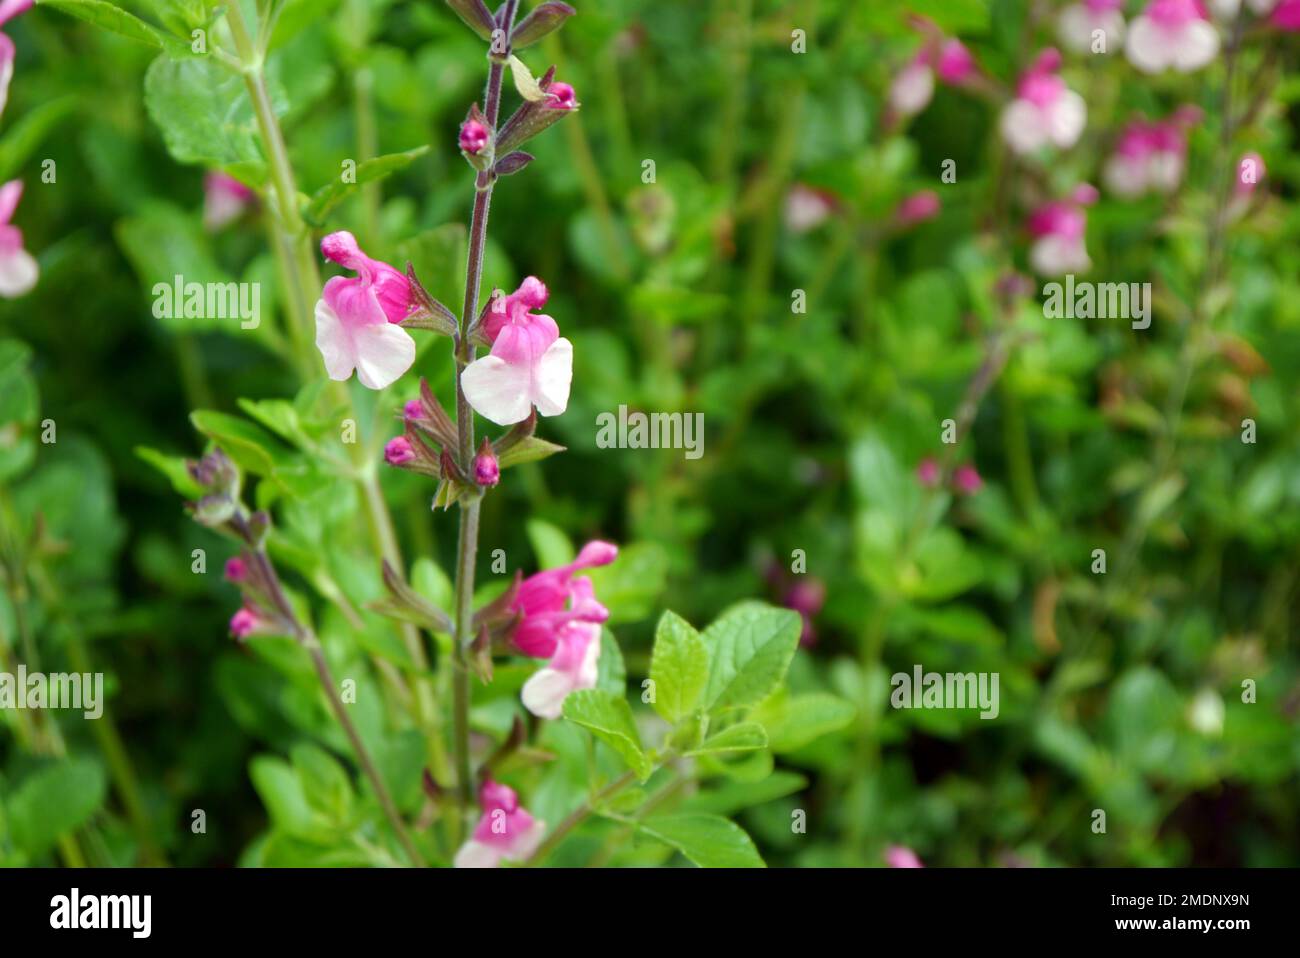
[1000,100,1048,154]
[1104,156,1148,197]
[1048,90,1087,149]
[453,840,504,869]
[461,354,534,425]
[1126,17,1172,73]
[314,298,356,382]
[1173,20,1220,72]
[0,248,38,297]
[352,321,416,390]
[532,337,573,417]
[889,62,934,116]
[506,818,547,863]
[521,667,573,720]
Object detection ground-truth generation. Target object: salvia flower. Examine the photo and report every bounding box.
[916,457,941,488]
[461,276,573,426]
[0,179,37,298]
[314,231,417,390]
[453,779,546,868]
[545,81,578,110]
[203,172,255,231]
[224,557,248,583]
[885,845,925,868]
[1059,0,1127,53]
[0,0,32,121]
[511,541,617,660]
[1272,0,1300,29]
[459,118,490,154]
[953,463,984,496]
[1126,0,1220,73]
[473,438,500,487]
[895,190,941,228]
[229,606,265,641]
[784,184,836,234]
[1000,49,1086,155]
[887,38,976,119]
[384,436,416,466]
[1104,113,1195,197]
[783,578,826,647]
[1027,187,1096,276]
[521,618,601,719]
[1236,151,1265,195]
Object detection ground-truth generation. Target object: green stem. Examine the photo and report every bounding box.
[527,769,639,866]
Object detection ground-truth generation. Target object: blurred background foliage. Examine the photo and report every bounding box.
[1,0,1298,866]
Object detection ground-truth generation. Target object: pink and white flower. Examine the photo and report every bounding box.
[203,172,255,231]
[1027,186,1097,276]
[885,845,924,868]
[0,0,32,121]
[1126,0,1220,73]
[1208,0,1278,20]
[521,619,601,719]
[887,38,977,119]
[314,231,417,390]
[999,50,1086,155]
[511,540,617,659]
[784,184,836,234]
[1059,0,1127,53]
[1104,114,1194,197]
[1271,0,1300,28]
[0,179,38,297]
[453,779,546,868]
[460,276,572,426]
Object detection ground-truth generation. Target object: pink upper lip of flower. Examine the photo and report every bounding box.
[0,0,32,28]
[320,230,414,324]
[471,779,536,848]
[511,541,618,658]
[1016,49,1065,106]
[1028,201,1086,240]
[934,39,976,83]
[1145,0,1210,28]
[205,171,254,201]
[546,82,578,110]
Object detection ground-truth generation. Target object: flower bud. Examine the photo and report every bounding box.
[474,438,500,487]
[224,557,248,583]
[953,463,983,495]
[385,436,416,466]
[229,606,260,640]
[915,457,940,488]
[459,118,490,155]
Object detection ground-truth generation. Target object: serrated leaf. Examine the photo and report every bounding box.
[701,603,802,712]
[686,722,768,756]
[303,146,430,226]
[561,689,651,781]
[648,610,708,723]
[38,0,192,57]
[636,814,765,868]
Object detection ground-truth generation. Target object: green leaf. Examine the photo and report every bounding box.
[585,542,668,624]
[38,0,192,57]
[6,758,107,858]
[701,603,802,712]
[561,689,651,781]
[135,445,205,499]
[686,722,768,756]
[302,147,430,226]
[249,754,320,839]
[648,610,708,723]
[496,435,567,471]
[291,744,353,826]
[526,518,574,569]
[190,410,285,477]
[636,814,765,868]
[752,692,856,753]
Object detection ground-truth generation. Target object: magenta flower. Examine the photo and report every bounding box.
[953,463,983,496]
[384,436,416,466]
[934,39,976,84]
[1104,113,1194,197]
[203,172,255,231]
[314,231,417,390]
[0,180,37,298]
[783,578,826,647]
[887,34,977,120]
[453,778,546,868]
[459,118,489,154]
[224,557,248,583]
[1000,49,1086,155]
[885,845,924,868]
[460,276,573,426]
[1272,0,1300,29]
[1059,0,1127,53]
[521,619,602,719]
[1027,188,1095,276]
[229,607,262,640]
[0,0,32,121]
[403,398,424,421]
[511,540,618,660]
[916,457,941,488]
[1126,0,1219,73]
[895,190,941,227]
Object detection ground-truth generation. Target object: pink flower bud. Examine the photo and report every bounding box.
[916,457,941,488]
[224,557,247,583]
[935,39,976,84]
[546,81,578,110]
[1274,0,1300,30]
[953,463,983,495]
[385,436,416,466]
[459,119,490,154]
[885,845,924,868]
[895,190,941,227]
[229,607,259,640]
[404,399,425,421]
[474,439,500,487]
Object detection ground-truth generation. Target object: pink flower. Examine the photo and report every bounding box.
[916,457,941,488]
[0,180,37,298]
[203,172,254,231]
[1272,0,1300,29]
[953,463,983,495]
[473,440,500,487]
[384,436,415,465]
[888,53,935,117]
[453,779,546,868]
[935,39,977,84]
[1000,49,1086,154]
[1059,0,1127,53]
[511,540,618,659]
[224,557,247,583]
[546,81,578,110]
[784,184,836,234]
[885,845,924,868]
[1104,114,1193,197]
[521,620,601,719]
[1027,190,1094,276]
[314,231,416,390]
[403,398,424,421]
[459,119,489,154]
[0,0,32,121]
[1126,0,1219,73]
[460,276,572,426]
[229,607,261,640]
[783,579,826,647]
[895,190,941,227]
